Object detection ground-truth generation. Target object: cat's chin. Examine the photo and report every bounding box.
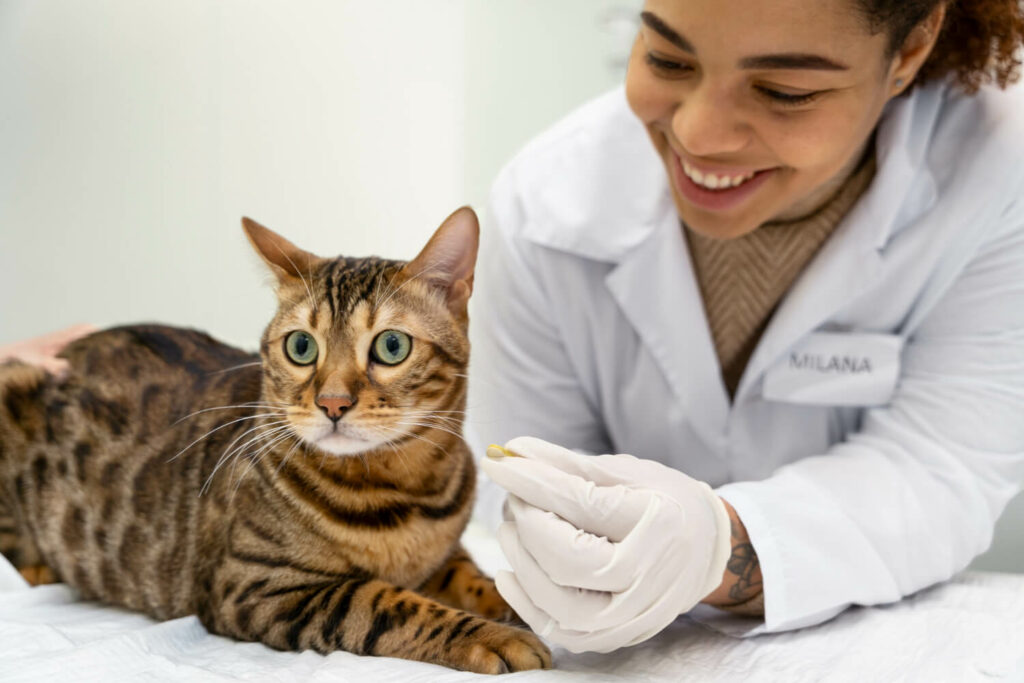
[310,432,378,457]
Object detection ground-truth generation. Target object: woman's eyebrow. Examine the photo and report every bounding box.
[640,10,848,71]
[739,54,849,71]
[640,11,694,53]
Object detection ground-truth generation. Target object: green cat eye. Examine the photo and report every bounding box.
[371,330,412,365]
[285,330,318,365]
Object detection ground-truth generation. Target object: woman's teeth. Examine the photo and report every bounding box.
[682,160,756,190]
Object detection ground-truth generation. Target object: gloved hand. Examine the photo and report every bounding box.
[480,436,731,653]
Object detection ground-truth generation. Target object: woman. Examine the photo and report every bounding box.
[468,0,1024,653]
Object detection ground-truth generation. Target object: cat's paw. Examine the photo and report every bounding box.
[444,620,552,674]
[460,575,517,622]
[19,565,58,586]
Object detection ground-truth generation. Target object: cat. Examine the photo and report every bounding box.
[0,207,551,674]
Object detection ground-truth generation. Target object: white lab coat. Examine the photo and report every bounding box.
[466,80,1024,636]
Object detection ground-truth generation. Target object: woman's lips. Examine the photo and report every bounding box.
[670,151,776,213]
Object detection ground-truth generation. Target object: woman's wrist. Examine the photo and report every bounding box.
[701,498,765,615]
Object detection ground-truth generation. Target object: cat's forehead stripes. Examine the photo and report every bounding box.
[321,257,401,321]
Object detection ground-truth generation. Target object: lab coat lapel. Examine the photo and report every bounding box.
[606,204,730,453]
[733,207,885,403]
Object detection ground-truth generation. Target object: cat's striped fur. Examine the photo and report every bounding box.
[0,209,551,673]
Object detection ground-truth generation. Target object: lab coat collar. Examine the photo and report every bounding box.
[515,88,669,263]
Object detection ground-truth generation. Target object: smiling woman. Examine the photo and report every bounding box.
[469,0,1024,653]
[625,0,945,239]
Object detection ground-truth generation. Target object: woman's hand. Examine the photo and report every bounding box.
[0,324,97,376]
[481,436,735,653]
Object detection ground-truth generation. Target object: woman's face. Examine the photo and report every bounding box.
[626,0,903,239]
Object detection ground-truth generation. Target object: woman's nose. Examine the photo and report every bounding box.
[670,85,749,158]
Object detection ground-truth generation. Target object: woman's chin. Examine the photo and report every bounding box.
[678,209,763,241]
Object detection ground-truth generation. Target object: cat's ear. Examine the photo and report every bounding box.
[402,206,479,315]
[241,217,321,287]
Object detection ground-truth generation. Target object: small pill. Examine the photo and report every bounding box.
[486,444,522,459]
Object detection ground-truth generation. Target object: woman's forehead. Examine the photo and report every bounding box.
[640,0,881,62]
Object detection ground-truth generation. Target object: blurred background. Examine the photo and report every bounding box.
[0,0,1018,572]
[0,0,636,347]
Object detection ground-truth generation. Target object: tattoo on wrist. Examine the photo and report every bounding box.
[720,515,764,615]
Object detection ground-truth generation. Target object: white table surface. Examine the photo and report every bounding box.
[1,522,1022,682]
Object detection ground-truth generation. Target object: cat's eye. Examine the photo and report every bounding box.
[285,330,318,365]
[371,330,412,365]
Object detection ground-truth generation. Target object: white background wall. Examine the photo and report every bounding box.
[0,0,1019,572]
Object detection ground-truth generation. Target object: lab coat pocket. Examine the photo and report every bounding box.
[762,331,904,407]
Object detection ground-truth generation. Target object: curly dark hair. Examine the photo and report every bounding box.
[857,0,1024,92]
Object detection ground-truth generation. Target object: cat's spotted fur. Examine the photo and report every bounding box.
[0,208,550,674]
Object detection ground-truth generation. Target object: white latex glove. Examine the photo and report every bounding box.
[480,436,731,653]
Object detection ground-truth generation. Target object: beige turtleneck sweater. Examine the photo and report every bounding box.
[684,151,877,400]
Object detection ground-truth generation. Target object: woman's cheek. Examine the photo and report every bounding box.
[765,111,858,172]
[625,47,672,122]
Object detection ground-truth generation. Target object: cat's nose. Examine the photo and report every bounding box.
[316,394,356,422]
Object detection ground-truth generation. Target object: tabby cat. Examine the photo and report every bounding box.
[0,208,551,674]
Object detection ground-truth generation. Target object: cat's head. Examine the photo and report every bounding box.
[242,207,478,457]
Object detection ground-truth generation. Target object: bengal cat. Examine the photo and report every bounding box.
[0,208,551,674]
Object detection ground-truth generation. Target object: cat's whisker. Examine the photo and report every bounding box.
[378,435,416,481]
[281,436,304,472]
[235,429,300,498]
[206,361,263,376]
[168,412,290,462]
[372,271,387,311]
[273,435,305,478]
[217,418,291,462]
[374,262,445,313]
[397,411,466,427]
[372,267,405,312]
[376,423,445,453]
[399,409,467,418]
[230,428,297,499]
[394,420,465,442]
[173,402,288,425]
[398,412,464,427]
[206,423,293,495]
[273,244,319,314]
[214,420,291,478]
[399,419,463,435]
[227,424,295,479]
[201,420,292,495]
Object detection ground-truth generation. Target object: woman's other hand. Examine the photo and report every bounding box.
[0,324,97,377]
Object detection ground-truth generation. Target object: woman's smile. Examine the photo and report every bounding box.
[669,148,780,213]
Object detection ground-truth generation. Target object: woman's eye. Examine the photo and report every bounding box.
[371,330,412,366]
[644,52,692,78]
[756,86,822,107]
[285,330,318,365]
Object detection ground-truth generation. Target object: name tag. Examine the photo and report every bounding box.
[762,331,904,406]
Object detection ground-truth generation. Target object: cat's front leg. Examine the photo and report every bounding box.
[198,563,551,674]
[419,544,516,622]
